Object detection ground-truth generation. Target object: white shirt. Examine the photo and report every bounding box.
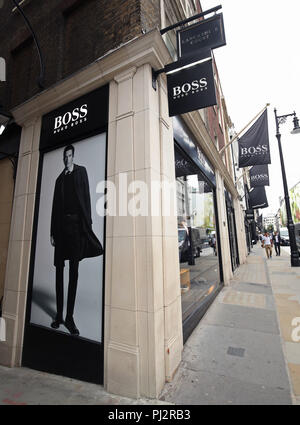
[65,164,74,175]
[262,235,272,245]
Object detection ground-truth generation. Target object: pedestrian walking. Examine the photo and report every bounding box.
[262,232,273,259]
[274,231,281,256]
[210,235,217,256]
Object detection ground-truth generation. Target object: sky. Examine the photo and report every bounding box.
[200,0,300,215]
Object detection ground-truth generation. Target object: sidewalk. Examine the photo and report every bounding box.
[160,245,300,405]
[0,366,169,405]
[0,245,299,405]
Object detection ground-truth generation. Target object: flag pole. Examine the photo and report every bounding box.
[234,167,252,186]
[219,103,270,155]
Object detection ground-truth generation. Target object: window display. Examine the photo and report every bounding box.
[177,173,220,323]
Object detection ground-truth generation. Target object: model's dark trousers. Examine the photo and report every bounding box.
[55,260,79,320]
[275,242,281,256]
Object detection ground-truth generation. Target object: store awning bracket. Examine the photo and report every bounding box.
[160,5,222,36]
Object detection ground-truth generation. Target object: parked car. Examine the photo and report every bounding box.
[295,223,300,255]
[178,227,202,263]
[280,227,290,246]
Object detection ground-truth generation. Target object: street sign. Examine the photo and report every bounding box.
[245,210,255,220]
[177,13,226,59]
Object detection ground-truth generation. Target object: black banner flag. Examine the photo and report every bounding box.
[250,164,269,187]
[238,110,271,168]
[249,187,269,210]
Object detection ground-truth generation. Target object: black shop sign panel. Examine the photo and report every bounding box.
[40,85,109,151]
[178,13,226,59]
[167,58,217,117]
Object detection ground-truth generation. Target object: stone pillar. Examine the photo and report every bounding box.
[0,159,15,301]
[104,65,182,398]
[0,118,41,366]
[215,170,233,285]
[159,76,183,383]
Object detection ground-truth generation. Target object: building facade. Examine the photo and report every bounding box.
[279,181,300,227]
[0,0,248,398]
[263,213,277,231]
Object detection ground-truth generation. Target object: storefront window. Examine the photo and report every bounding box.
[173,117,222,339]
[176,172,220,324]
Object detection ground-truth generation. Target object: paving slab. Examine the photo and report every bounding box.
[0,245,297,405]
[161,246,294,405]
[234,282,273,295]
[0,366,170,405]
[200,303,280,335]
[160,367,291,405]
[182,324,290,390]
[285,342,300,365]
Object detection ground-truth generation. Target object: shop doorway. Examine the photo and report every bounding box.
[226,194,239,272]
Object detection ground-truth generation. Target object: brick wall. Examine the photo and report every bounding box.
[140,0,161,33]
[205,60,225,151]
[0,0,163,111]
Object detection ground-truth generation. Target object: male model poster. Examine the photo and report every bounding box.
[30,133,106,342]
[50,144,103,336]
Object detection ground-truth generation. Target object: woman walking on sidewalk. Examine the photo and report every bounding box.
[262,232,273,259]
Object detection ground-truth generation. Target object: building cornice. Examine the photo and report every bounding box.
[12,27,238,198]
[12,30,172,125]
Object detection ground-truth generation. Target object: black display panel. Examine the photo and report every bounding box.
[177,13,226,59]
[23,86,108,385]
[167,59,217,117]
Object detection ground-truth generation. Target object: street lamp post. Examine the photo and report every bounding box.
[274,108,300,267]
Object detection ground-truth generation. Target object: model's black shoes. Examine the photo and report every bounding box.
[65,316,80,336]
[51,316,64,329]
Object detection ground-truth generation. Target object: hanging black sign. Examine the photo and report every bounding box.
[238,110,271,168]
[249,187,269,210]
[257,214,263,230]
[177,13,226,59]
[245,209,255,220]
[167,58,217,117]
[250,164,270,187]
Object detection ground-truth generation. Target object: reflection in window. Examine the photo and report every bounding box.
[177,174,220,322]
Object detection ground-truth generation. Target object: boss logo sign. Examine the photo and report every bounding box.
[172,78,208,99]
[238,110,271,168]
[167,59,217,117]
[53,104,88,134]
[40,85,109,151]
[251,174,269,181]
[0,57,6,82]
[240,145,269,157]
[250,165,270,187]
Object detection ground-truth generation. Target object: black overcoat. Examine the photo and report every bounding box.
[51,164,103,266]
